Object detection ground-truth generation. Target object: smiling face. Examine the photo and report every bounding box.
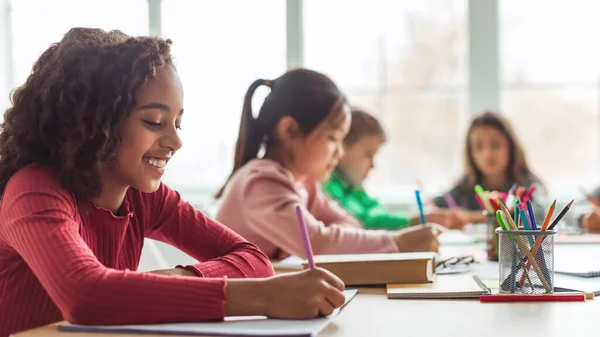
[106,65,184,194]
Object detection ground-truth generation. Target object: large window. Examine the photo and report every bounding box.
[0,0,10,111]
[304,0,468,200]
[160,0,286,204]
[3,0,147,119]
[4,0,594,206]
[501,0,600,195]
[10,0,148,88]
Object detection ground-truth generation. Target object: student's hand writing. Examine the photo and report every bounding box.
[147,267,198,277]
[426,209,469,229]
[462,210,486,224]
[582,211,600,232]
[393,223,443,252]
[224,268,345,319]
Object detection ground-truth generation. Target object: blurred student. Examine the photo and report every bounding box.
[571,186,600,232]
[433,111,547,223]
[215,69,443,260]
[323,107,467,229]
[0,28,346,337]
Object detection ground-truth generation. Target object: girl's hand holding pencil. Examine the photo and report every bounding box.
[258,268,346,318]
[423,209,469,229]
[247,204,346,319]
[580,187,600,232]
[225,268,346,319]
[582,210,600,232]
[403,189,444,252]
[393,223,444,253]
[462,210,487,224]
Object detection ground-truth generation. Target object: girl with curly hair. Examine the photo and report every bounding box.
[0,28,345,337]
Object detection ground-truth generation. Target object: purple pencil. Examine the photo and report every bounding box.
[444,193,458,209]
[295,204,315,268]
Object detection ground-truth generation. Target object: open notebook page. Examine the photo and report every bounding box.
[554,245,600,277]
[58,289,358,337]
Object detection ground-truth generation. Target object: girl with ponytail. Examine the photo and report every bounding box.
[216,68,443,260]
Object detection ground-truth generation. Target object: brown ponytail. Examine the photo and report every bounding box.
[215,68,345,198]
[234,79,271,174]
[215,79,268,198]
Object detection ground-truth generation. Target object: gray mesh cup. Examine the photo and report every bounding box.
[496,228,556,294]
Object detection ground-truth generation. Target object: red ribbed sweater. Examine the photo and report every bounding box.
[0,165,274,337]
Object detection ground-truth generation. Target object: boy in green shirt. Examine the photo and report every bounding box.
[323,108,467,229]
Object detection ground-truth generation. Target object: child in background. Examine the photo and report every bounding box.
[570,186,600,231]
[323,107,467,229]
[0,28,346,337]
[433,111,547,223]
[215,69,443,260]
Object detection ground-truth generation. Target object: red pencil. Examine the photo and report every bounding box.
[480,293,585,302]
[475,194,486,211]
[489,198,499,211]
[522,184,537,202]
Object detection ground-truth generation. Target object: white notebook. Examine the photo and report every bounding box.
[555,268,600,277]
[387,275,489,299]
[58,289,358,337]
[554,246,600,278]
[438,230,476,245]
[555,275,600,296]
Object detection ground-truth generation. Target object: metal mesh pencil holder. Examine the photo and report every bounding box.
[496,228,556,294]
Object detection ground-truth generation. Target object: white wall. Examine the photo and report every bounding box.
[1,0,13,112]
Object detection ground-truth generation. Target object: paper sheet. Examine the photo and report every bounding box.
[58,289,358,337]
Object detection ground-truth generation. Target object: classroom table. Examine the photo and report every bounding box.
[13,238,600,337]
[13,287,600,337]
[320,287,600,336]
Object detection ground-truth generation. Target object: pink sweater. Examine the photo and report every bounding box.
[216,159,398,259]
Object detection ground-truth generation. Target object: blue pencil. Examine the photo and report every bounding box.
[415,190,426,225]
[515,200,521,226]
[526,200,537,230]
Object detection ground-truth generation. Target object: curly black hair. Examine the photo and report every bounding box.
[0,27,173,199]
